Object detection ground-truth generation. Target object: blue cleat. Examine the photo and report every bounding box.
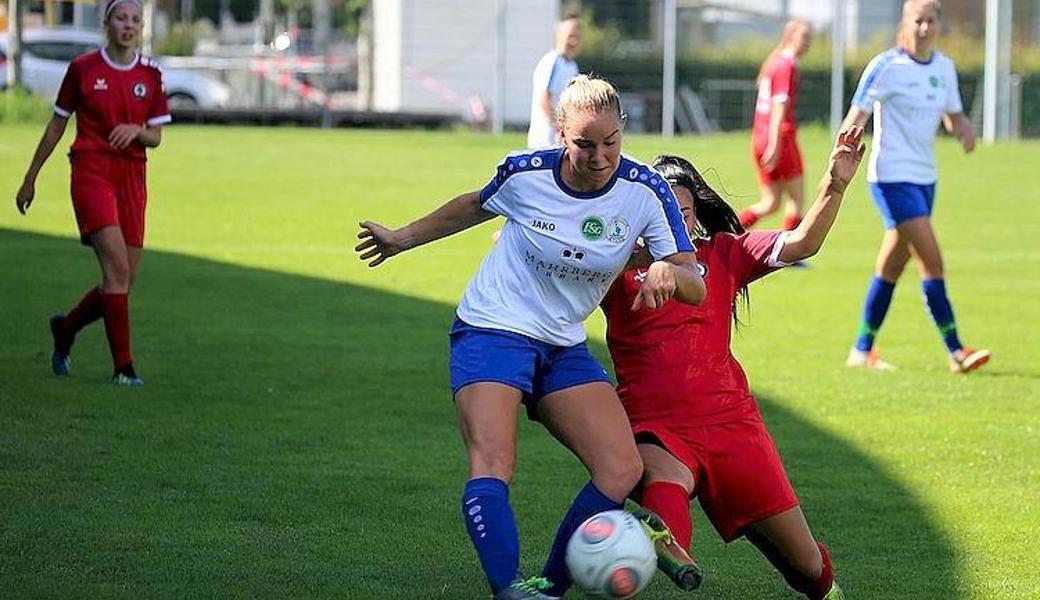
[49,315,72,376]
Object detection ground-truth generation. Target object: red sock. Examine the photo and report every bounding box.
[100,292,133,370]
[64,287,104,336]
[782,214,803,231]
[806,541,835,600]
[739,209,760,229]
[641,481,693,551]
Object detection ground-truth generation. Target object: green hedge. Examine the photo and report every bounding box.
[582,55,1039,136]
[0,87,53,125]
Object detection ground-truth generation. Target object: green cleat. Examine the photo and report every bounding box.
[627,503,703,591]
[822,582,846,599]
[494,576,560,600]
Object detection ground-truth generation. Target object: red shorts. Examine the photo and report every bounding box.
[633,418,799,542]
[70,151,148,247]
[753,131,803,184]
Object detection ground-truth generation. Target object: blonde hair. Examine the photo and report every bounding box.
[555,75,623,131]
[757,20,812,84]
[897,0,942,50]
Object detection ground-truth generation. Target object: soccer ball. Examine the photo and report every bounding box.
[565,510,657,599]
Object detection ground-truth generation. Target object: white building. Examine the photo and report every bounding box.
[369,0,560,125]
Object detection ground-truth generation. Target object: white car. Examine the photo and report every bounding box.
[1,28,230,109]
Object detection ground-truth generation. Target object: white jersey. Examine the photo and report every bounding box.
[852,48,964,184]
[457,148,695,346]
[527,51,579,149]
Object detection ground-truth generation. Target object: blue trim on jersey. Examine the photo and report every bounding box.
[619,158,696,253]
[551,150,621,199]
[853,49,899,107]
[479,148,561,205]
[901,47,935,65]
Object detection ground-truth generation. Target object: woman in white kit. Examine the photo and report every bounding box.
[843,0,990,374]
[356,75,705,599]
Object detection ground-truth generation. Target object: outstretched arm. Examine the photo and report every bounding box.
[355,191,496,267]
[16,115,70,215]
[778,127,866,263]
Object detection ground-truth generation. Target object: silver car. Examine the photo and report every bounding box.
[1,27,230,109]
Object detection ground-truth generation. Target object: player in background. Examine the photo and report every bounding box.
[15,0,171,386]
[842,0,990,373]
[601,128,867,600]
[527,13,581,149]
[356,76,705,600]
[738,20,813,233]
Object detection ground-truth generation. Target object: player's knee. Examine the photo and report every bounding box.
[102,259,131,290]
[596,453,643,499]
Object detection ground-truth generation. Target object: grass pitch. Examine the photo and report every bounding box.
[1,124,1038,599]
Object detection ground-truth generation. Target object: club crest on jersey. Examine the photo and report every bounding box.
[606,218,630,244]
[133,82,148,97]
[94,78,108,91]
[697,262,708,277]
[581,217,605,241]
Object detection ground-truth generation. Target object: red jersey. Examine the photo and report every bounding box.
[55,49,171,161]
[752,50,799,145]
[601,231,788,426]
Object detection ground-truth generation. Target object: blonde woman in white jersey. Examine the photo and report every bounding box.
[356,75,705,600]
[843,0,990,374]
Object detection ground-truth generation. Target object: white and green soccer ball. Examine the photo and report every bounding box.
[565,510,657,599]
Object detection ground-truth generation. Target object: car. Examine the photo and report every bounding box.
[1,27,231,109]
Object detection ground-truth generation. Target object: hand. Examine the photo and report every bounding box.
[631,261,677,311]
[960,124,976,154]
[109,124,144,150]
[826,126,866,192]
[356,220,408,267]
[759,144,779,171]
[16,180,35,215]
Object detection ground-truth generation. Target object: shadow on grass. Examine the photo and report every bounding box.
[0,228,959,599]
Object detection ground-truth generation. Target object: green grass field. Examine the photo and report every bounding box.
[1,123,1038,599]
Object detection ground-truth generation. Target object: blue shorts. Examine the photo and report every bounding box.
[449,318,611,420]
[869,181,936,229]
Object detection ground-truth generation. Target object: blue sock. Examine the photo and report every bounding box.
[855,276,896,351]
[463,477,520,594]
[922,278,962,353]
[542,481,624,596]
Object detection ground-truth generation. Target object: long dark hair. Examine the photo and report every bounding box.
[652,154,751,324]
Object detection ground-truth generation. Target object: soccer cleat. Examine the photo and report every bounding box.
[822,582,847,599]
[112,364,144,387]
[949,347,991,374]
[845,348,896,371]
[494,577,560,600]
[49,315,73,376]
[628,504,703,591]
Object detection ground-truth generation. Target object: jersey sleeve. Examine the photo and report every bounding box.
[641,183,696,260]
[769,59,794,102]
[54,61,80,117]
[729,230,790,286]
[478,156,519,218]
[531,53,555,93]
[943,60,964,114]
[146,68,172,126]
[851,53,895,113]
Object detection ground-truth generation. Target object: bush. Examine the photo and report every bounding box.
[156,23,197,57]
[0,87,53,125]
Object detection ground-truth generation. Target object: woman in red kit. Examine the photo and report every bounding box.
[739,20,813,233]
[15,0,170,386]
[601,129,865,600]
